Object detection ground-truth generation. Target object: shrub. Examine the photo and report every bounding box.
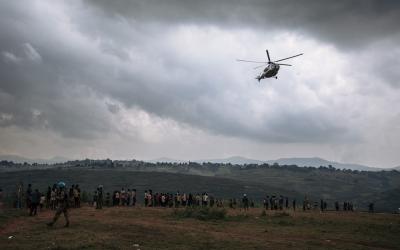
[173,207,227,221]
[273,212,290,217]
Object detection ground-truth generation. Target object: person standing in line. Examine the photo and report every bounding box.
[188,193,193,207]
[155,192,160,207]
[73,185,79,208]
[69,185,75,208]
[242,194,249,211]
[210,195,215,207]
[175,191,181,207]
[263,196,268,210]
[127,189,132,206]
[46,186,51,209]
[279,195,284,210]
[120,188,126,206]
[182,193,187,207]
[132,189,136,207]
[97,185,103,209]
[76,185,81,208]
[161,193,166,207]
[50,187,57,210]
[115,191,120,206]
[203,193,209,207]
[30,189,40,216]
[269,196,274,210]
[368,202,374,213]
[15,182,23,209]
[39,193,46,211]
[26,184,32,212]
[144,190,148,207]
[147,190,153,207]
[168,193,174,207]
[93,190,98,208]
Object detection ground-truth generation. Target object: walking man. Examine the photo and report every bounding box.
[47,182,70,228]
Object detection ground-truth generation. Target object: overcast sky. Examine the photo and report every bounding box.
[1,0,400,167]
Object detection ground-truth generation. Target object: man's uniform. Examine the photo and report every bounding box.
[48,186,70,227]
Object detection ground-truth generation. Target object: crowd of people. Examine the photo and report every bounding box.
[1,182,375,217]
[86,186,365,213]
[3,182,72,227]
[18,183,82,216]
[261,195,291,210]
[334,201,355,211]
[92,189,227,209]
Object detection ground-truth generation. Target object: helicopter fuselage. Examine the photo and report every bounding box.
[257,63,280,81]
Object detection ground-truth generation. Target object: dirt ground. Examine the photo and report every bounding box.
[0,206,399,250]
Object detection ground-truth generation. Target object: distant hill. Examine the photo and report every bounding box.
[1,154,396,172]
[265,157,381,172]
[148,157,184,163]
[194,156,383,172]
[196,156,264,165]
[0,154,70,164]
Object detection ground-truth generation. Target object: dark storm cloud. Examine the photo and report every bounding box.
[0,1,114,139]
[85,0,400,49]
[0,0,394,145]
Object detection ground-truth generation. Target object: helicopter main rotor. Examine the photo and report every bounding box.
[236,50,303,68]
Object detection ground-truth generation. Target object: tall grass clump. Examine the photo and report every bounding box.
[173,207,227,221]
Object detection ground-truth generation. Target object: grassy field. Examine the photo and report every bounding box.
[1,167,399,212]
[1,206,399,250]
[0,169,302,205]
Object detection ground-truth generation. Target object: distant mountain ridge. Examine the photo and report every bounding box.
[148,157,184,163]
[0,154,70,164]
[196,156,264,165]
[152,156,388,171]
[265,157,380,172]
[195,156,385,172]
[1,154,396,172]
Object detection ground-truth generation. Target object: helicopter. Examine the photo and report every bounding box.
[237,50,303,81]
